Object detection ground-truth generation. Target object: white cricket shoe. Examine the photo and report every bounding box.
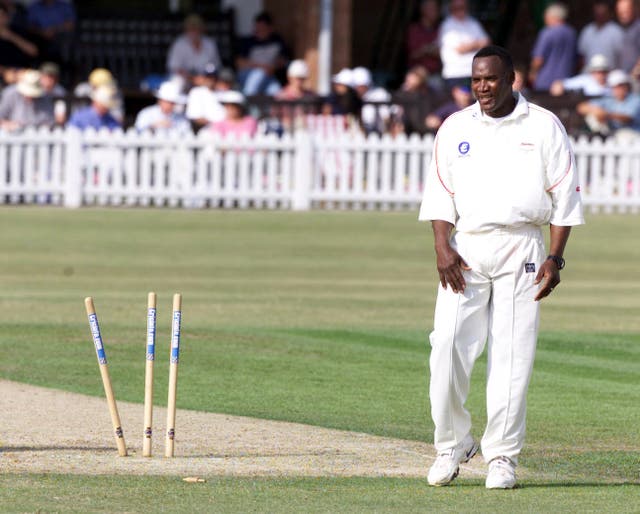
[427,434,479,486]
[485,456,517,489]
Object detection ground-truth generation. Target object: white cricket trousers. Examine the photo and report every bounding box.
[429,225,545,464]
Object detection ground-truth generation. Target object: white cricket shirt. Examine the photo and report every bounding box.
[419,93,585,233]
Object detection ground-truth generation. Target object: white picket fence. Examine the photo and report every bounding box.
[0,127,639,212]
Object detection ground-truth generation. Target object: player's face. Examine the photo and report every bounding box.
[471,55,515,118]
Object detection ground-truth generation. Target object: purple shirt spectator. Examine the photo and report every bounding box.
[68,106,120,131]
[27,0,75,31]
[531,23,577,91]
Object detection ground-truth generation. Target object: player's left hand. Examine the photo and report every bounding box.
[534,259,560,301]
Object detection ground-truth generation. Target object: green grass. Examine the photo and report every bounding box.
[1,208,639,512]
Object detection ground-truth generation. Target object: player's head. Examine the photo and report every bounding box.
[471,46,516,118]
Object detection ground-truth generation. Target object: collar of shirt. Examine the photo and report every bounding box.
[471,92,528,125]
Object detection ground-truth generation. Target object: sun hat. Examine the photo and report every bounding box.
[587,54,610,72]
[39,62,60,77]
[155,81,186,104]
[332,68,353,87]
[91,85,118,109]
[351,66,372,87]
[217,90,245,105]
[287,59,309,79]
[17,70,44,98]
[89,68,115,87]
[607,69,631,87]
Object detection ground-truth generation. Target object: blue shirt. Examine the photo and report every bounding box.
[532,24,577,91]
[68,106,121,131]
[27,1,76,30]
[593,93,640,130]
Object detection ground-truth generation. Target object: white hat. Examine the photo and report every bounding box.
[351,66,372,87]
[91,85,118,109]
[287,59,309,79]
[332,68,353,86]
[217,90,245,105]
[607,69,631,87]
[587,54,610,72]
[17,70,44,98]
[155,81,186,104]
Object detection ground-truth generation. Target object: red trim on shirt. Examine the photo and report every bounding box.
[529,104,573,192]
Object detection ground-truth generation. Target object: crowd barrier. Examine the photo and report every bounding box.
[0,127,638,213]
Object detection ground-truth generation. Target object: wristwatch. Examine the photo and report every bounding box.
[547,255,565,270]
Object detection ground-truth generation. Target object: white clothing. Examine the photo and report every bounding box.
[578,21,624,71]
[561,74,609,96]
[439,16,489,79]
[419,93,584,464]
[185,86,226,123]
[419,94,584,232]
[134,104,191,133]
[167,35,222,75]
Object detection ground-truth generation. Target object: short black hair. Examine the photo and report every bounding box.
[255,11,273,25]
[473,45,514,74]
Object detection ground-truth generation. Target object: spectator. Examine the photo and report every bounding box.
[167,14,222,84]
[236,11,288,96]
[617,0,640,75]
[393,65,443,135]
[26,0,75,62]
[68,86,121,131]
[352,66,392,134]
[73,68,124,123]
[550,54,611,97]
[185,63,225,130]
[577,69,640,134]
[135,81,190,134]
[578,0,624,71]
[39,61,65,96]
[0,69,54,130]
[275,60,316,100]
[0,4,38,69]
[513,64,530,95]
[439,0,490,88]
[425,83,473,132]
[210,90,258,138]
[529,3,576,92]
[406,0,442,77]
[323,68,361,115]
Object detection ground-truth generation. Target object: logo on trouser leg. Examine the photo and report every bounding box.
[525,263,535,273]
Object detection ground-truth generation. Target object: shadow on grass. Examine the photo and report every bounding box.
[1,445,114,453]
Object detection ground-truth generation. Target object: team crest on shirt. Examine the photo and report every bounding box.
[458,141,470,155]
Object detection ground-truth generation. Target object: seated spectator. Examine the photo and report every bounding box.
[26,0,75,61]
[74,68,124,123]
[0,4,38,69]
[550,54,611,97]
[216,68,236,91]
[393,65,443,135]
[439,0,490,88]
[322,68,361,115]
[236,11,288,96]
[39,61,65,96]
[0,69,54,130]
[577,69,640,134]
[135,81,190,134]
[578,0,624,71]
[352,66,392,134]
[68,86,121,131]
[275,60,316,100]
[406,0,442,78]
[210,91,257,138]
[185,63,225,130]
[425,83,473,132]
[167,14,222,85]
[513,64,530,95]
[529,2,576,92]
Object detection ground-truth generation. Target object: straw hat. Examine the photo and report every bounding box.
[17,70,44,98]
[89,68,115,88]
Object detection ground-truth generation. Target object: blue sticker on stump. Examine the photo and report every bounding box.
[88,313,107,365]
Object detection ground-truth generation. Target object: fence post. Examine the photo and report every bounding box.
[292,130,312,211]
[64,128,83,208]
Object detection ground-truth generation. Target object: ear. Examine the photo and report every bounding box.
[508,71,515,85]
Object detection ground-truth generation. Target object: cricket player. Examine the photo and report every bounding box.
[419,45,584,489]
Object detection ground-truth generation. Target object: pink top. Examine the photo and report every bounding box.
[210,116,258,137]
